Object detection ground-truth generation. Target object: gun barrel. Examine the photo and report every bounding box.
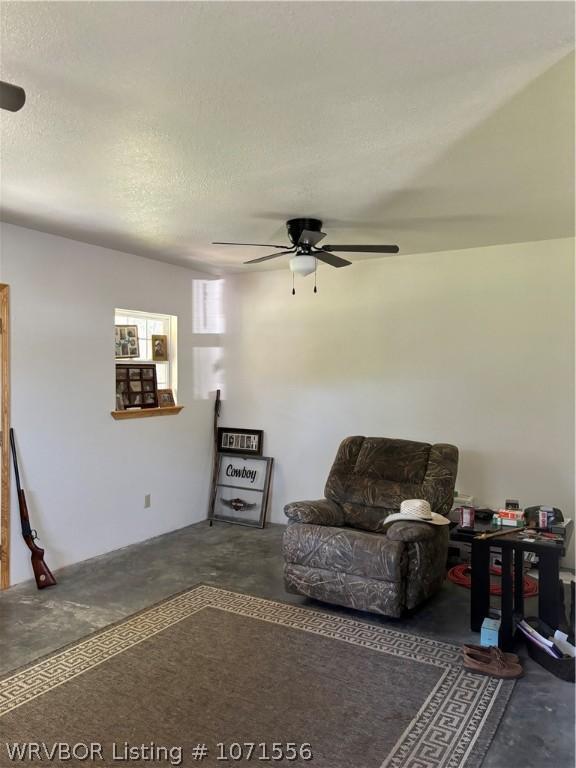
[9,428,22,493]
[17,490,33,536]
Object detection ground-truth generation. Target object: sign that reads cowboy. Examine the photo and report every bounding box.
[211,453,274,528]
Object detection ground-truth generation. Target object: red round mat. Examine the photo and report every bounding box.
[447,563,539,597]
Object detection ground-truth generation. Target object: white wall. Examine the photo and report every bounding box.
[1,223,215,585]
[2,228,573,585]
[222,238,575,563]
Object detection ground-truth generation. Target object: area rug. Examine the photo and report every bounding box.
[0,585,513,768]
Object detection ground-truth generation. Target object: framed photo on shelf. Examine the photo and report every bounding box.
[151,334,168,361]
[115,363,158,409]
[217,428,263,456]
[115,325,140,358]
[210,453,273,528]
[158,389,175,407]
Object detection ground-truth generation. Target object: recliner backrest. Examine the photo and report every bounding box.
[324,436,458,532]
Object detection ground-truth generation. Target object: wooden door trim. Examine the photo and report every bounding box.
[0,284,9,589]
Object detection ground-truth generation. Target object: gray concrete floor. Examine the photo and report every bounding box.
[1,521,574,768]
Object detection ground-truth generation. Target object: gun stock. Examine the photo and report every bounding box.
[18,489,57,589]
[10,429,57,590]
[30,548,57,589]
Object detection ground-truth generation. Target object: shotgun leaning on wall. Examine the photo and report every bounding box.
[9,428,56,589]
[207,389,221,526]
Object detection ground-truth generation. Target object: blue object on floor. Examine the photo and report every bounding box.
[481,617,501,647]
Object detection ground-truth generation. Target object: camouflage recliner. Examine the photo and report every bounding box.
[283,436,459,617]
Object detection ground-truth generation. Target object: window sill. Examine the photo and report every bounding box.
[111,406,184,420]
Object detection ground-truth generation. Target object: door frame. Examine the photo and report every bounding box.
[0,284,9,589]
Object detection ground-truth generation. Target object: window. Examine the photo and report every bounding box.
[193,279,225,334]
[115,309,177,395]
[192,279,225,399]
[193,346,223,400]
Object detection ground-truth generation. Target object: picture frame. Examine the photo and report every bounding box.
[115,363,158,409]
[158,389,176,407]
[151,334,168,362]
[115,325,140,359]
[209,453,273,528]
[217,428,263,456]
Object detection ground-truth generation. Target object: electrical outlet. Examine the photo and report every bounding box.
[144,494,151,509]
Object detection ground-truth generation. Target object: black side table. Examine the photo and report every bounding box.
[467,531,567,651]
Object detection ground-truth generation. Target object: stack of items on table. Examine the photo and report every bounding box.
[493,508,525,527]
[449,498,573,566]
[492,503,573,532]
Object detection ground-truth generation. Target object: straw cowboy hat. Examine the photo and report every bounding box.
[384,499,450,526]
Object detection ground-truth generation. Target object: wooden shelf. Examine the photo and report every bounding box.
[111,405,184,420]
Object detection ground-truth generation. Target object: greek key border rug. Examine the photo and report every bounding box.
[0,584,513,768]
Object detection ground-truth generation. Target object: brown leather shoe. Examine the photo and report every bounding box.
[463,650,523,679]
[463,644,520,664]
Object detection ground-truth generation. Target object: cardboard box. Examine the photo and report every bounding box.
[497,510,525,526]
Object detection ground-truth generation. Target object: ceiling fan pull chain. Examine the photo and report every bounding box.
[292,272,295,296]
[313,262,318,294]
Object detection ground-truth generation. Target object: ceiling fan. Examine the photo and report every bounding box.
[213,218,399,279]
[0,81,26,112]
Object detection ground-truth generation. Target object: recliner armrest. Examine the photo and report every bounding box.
[385,521,442,542]
[284,498,345,527]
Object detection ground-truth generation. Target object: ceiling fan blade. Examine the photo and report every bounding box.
[297,229,326,247]
[244,249,295,265]
[0,81,26,112]
[213,241,288,248]
[322,244,399,254]
[314,252,352,268]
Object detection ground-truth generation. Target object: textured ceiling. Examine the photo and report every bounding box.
[0,1,574,274]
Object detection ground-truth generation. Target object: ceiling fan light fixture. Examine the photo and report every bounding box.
[289,254,316,277]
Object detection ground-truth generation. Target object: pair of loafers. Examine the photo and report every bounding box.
[463,644,523,679]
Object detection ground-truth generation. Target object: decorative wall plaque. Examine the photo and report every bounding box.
[209,453,273,528]
[217,428,263,456]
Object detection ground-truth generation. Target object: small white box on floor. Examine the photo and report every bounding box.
[480,618,501,647]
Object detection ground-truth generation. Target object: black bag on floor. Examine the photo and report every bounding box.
[521,581,575,683]
[522,617,574,682]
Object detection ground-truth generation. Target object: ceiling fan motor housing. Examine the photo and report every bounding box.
[286,218,323,248]
[216,217,396,270]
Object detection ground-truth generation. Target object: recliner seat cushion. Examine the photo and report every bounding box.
[340,503,395,532]
[283,523,406,582]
